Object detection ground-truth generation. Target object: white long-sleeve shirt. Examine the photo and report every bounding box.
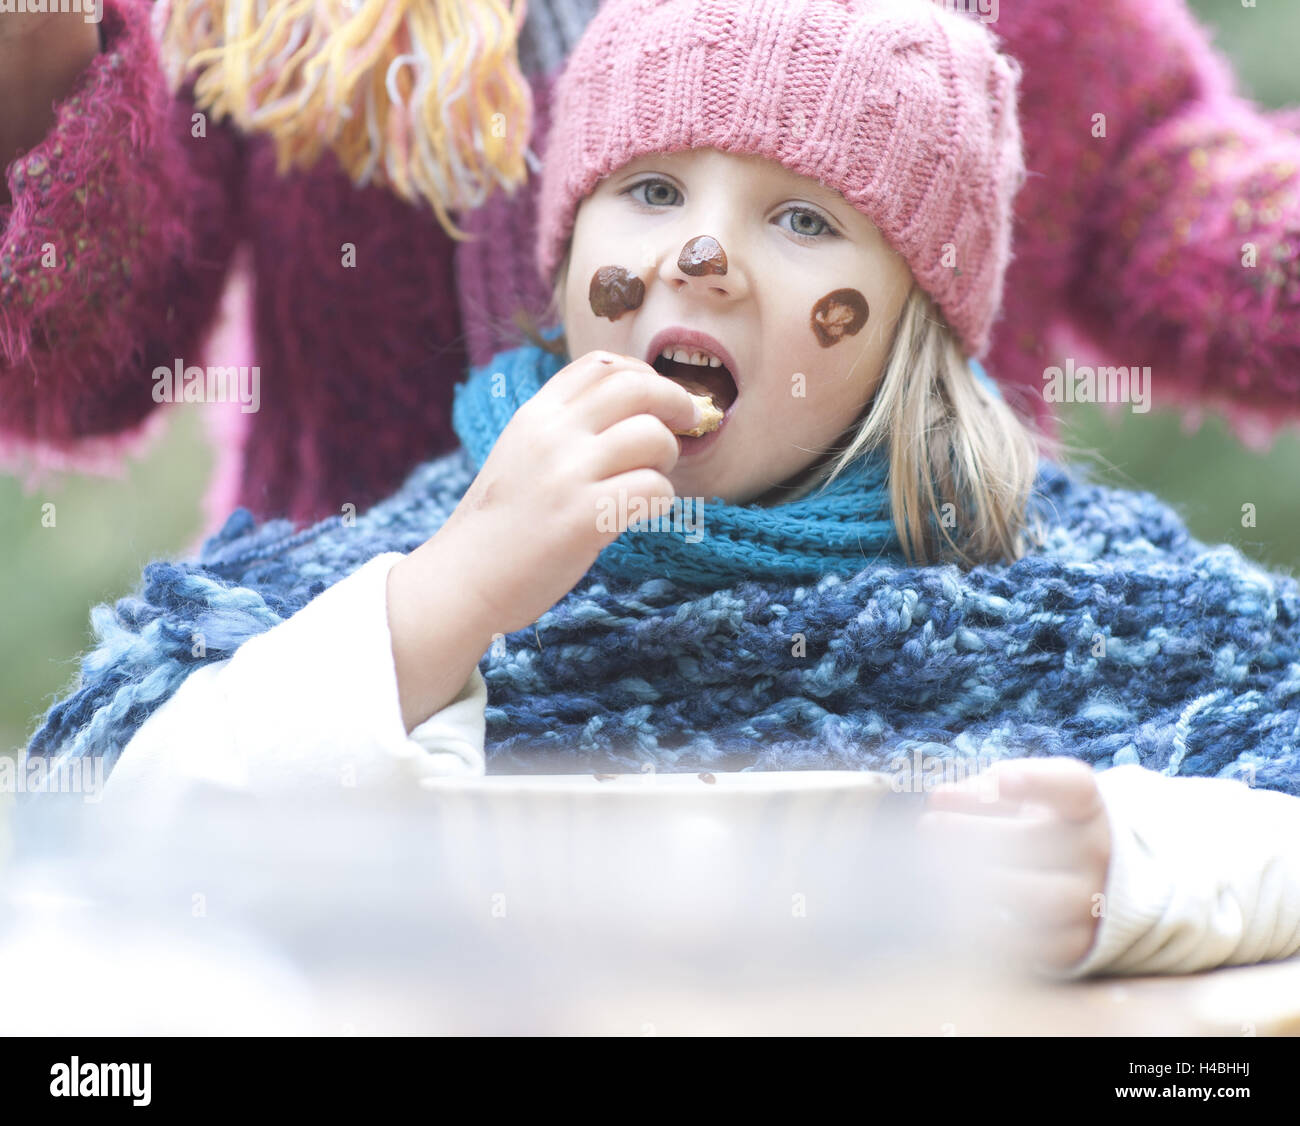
[94,552,1300,980]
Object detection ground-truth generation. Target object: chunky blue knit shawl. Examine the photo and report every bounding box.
[23,343,1300,797]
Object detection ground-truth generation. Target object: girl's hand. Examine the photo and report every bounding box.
[917,757,1112,973]
[420,348,701,637]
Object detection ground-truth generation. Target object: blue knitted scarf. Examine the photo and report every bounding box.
[23,342,1300,796]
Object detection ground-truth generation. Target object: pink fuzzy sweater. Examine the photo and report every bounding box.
[3,0,1299,527]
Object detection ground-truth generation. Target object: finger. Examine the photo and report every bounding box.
[987,757,1104,823]
[592,469,676,537]
[942,878,1051,969]
[983,865,1102,931]
[926,758,1100,822]
[1033,921,1104,973]
[923,769,1012,814]
[923,758,1053,816]
[917,807,1088,871]
[976,913,1100,977]
[588,414,681,480]
[574,367,701,436]
[542,350,660,404]
[948,879,1101,973]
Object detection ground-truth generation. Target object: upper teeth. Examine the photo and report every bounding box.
[661,347,722,367]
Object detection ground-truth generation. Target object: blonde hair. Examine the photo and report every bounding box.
[512,252,1064,569]
[773,285,1062,568]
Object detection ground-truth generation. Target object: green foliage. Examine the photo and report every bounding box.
[1,408,213,755]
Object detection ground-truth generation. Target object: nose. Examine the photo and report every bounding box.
[663,233,748,300]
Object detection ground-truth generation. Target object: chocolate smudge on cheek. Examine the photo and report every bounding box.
[589,265,645,320]
[678,235,728,276]
[811,288,870,348]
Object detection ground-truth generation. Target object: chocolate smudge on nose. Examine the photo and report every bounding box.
[678,235,728,276]
[811,288,870,347]
[589,265,646,321]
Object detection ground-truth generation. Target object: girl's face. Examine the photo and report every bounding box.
[562,147,914,504]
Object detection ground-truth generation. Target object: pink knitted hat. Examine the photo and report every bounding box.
[535,0,1026,359]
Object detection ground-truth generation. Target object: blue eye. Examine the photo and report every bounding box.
[782,207,838,243]
[623,177,681,207]
[620,178,840,243]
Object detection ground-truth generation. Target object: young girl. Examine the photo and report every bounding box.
[22,0,1300,981]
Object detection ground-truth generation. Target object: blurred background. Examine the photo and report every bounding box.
[2,0,1299,825]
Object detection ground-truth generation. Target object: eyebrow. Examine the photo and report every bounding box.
[794,178,851,217]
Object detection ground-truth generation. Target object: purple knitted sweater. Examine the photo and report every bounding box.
[2,0,1299,527]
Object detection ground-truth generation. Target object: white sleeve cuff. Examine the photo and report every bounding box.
[1048,766,1176,980]
[1050,764,1300,979]
[408,662,487,777]
[104,551,487,807]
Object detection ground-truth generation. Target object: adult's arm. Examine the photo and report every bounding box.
[0,11,101,206]
[0,0,243,461]
[990,0,1300,445]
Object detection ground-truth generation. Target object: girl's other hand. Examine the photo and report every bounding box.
[917,756,1112,974]
[418,349,702,638]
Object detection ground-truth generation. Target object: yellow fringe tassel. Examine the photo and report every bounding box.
[158,0,536,240]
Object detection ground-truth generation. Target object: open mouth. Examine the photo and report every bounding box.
[650,353,740,416]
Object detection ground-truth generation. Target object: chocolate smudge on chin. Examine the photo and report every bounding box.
[678,235,728,276]
[811,288,870,347]
[589,265,646,320]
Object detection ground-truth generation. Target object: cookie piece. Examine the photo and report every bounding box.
[674,390,724,437]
